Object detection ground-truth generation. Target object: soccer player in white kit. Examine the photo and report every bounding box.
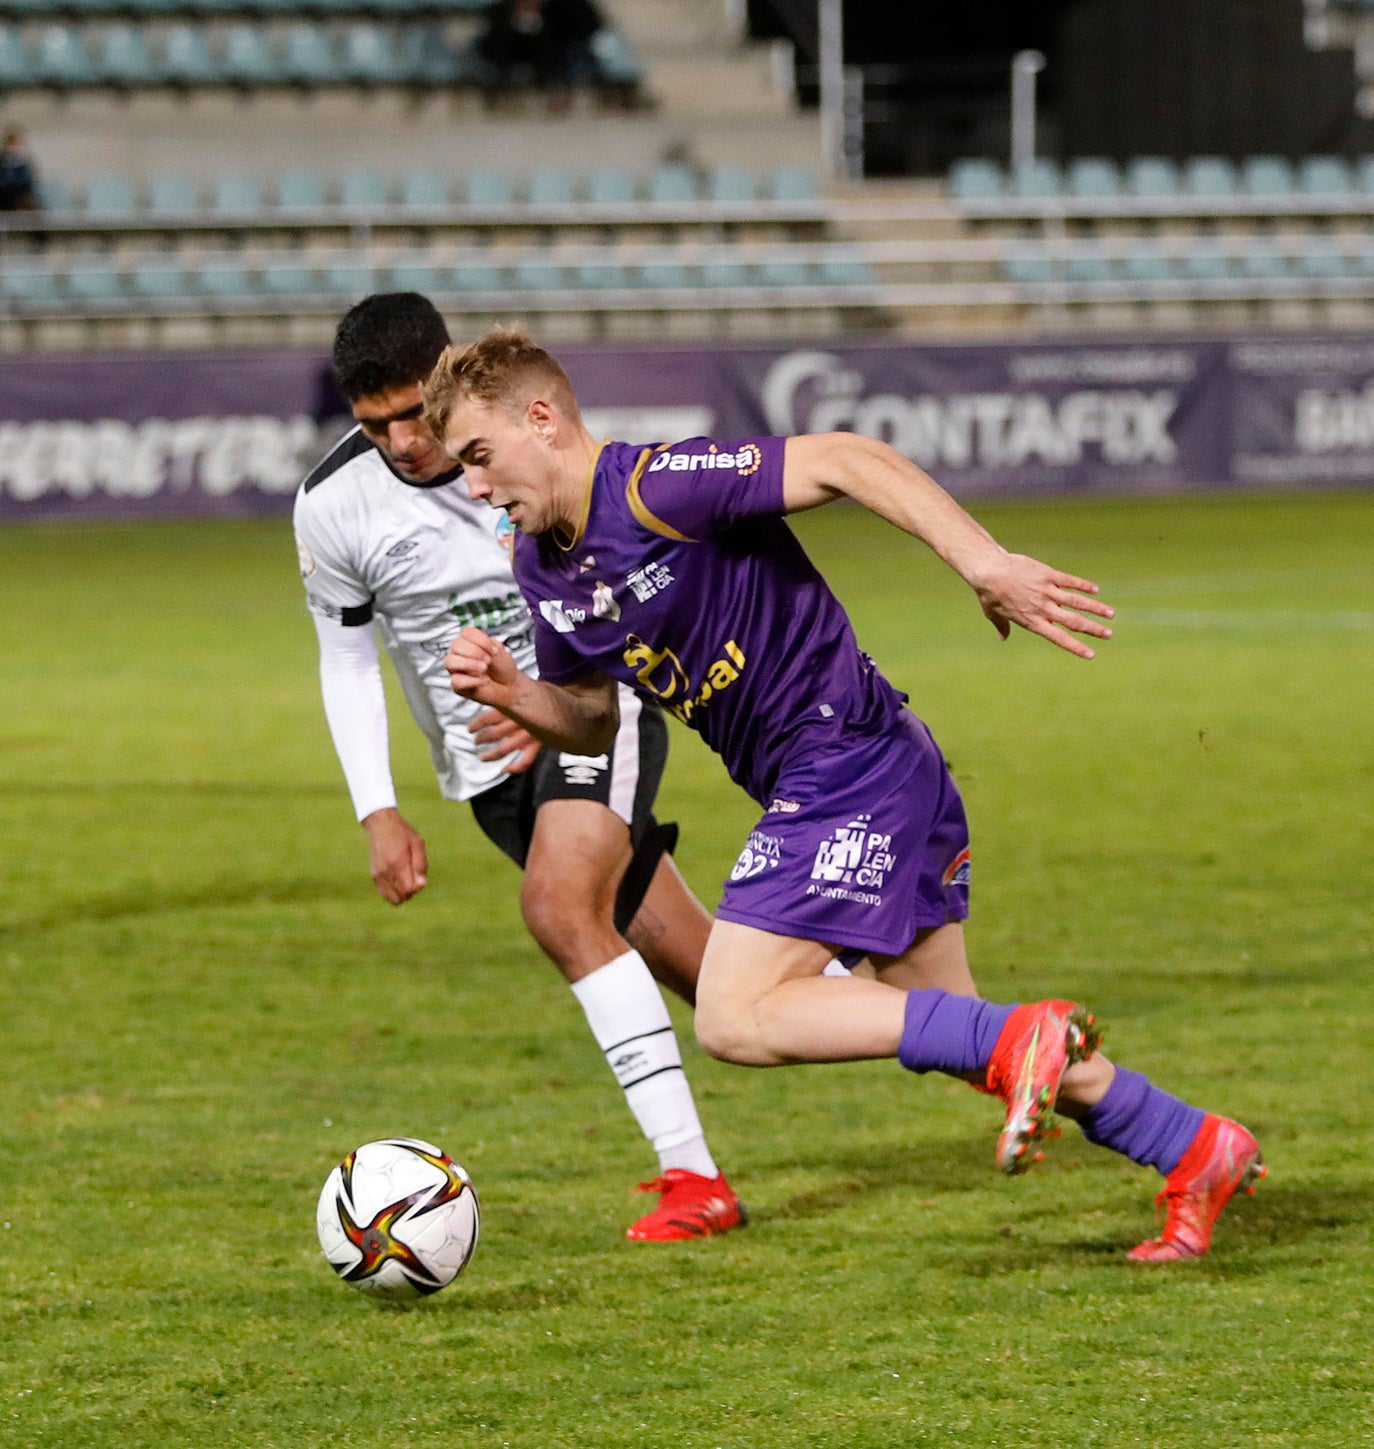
[293,294,744,1240]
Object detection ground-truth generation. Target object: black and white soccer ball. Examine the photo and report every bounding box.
[316,1137,480,1300]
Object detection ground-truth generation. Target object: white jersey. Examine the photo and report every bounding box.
[293,427,538,812]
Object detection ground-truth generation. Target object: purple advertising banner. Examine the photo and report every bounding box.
[2,333,1370,520]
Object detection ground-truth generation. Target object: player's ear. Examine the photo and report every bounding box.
[527,397,557,443]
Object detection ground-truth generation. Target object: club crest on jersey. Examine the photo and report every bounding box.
[495,512,517,556]
[386,539,419,558]
[592,581,621,621]
[296,535,316,577]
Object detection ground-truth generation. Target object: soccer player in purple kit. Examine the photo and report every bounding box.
[425,326,1267,1263]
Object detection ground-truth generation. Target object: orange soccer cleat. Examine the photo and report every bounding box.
[625,1169,748,1242]
[984,999,1102,1175]
[1128,1114,1266,1263]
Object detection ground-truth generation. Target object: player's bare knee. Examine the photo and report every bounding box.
[520,871,615,970]
[694,998,763,1066]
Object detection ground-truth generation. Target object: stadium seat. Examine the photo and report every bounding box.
[1066,157,1121,199]
[1354,155,1374,194]
[1008,159,1062,200]
[1064,245,1111,283]
[1297,244,1346,280]
[1003,248,1054,284]
[465,171,513,207]
[282,24,336,86]
[35,176,72,211]
[161,24,219,85]
[387,262,443,292]
[221,24,278,86]
[699,260,749,287]
[342,24,403,84]
[589,26,642,85]
[400,171,448,208]
[1182,156,1237,197]
[1125,156,1180,198]
[1237,245,1286,281]
[1119,245,1172,283]
[587,169,636,205]
[1298,155,1353,195]
[276,172,328,211]
[259,260,316,295]
[575,262,627,290]
[1,267,64,308]
[1240,155,1295,199]
[0,26,26,87]
[513,259,565,290]
[339,170,387,209]
[816,255,875,286]
[1181,245,1229,281]
[213,173,264,214]
[132,262,188,299]
[757,259,808,287]
[196,262,254,298]
[636,261,689,289]
[948,158,1004,201]
[67,264,125,303]
[395,24,463,85]
[98,24,157,87]
[148,174,199,215]
[707,167,755,203]
[527,168,575,206]
[84,174,137,215]
[451,262,503,291]
[770,166,817,201]
[649,166,696,204]
[34,25,93,87]
[324,260,375,297]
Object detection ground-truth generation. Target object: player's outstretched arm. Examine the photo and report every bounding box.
[444,626,620,756]
[781,432,1115,660]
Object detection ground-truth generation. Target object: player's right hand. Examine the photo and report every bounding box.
[362,807,429,904]
[444,626,526,708]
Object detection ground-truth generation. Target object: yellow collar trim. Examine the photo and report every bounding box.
[553,440,607,552]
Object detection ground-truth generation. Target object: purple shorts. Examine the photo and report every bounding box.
[715,710,970,958]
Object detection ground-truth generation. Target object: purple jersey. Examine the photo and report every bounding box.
[513,436,907,806]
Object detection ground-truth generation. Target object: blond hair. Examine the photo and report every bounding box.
[421,324,579,440]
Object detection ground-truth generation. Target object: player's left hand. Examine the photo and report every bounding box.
[471,707,540,774]
[974,553,1115,659]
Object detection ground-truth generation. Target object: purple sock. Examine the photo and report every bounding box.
[1079,1067,1205,1175]
[897,989,1015,1076]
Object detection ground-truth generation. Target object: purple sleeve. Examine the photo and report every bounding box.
[532,614,593,685]
[633,436,786,539]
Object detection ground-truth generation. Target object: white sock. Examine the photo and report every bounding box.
[570,950,719,1179]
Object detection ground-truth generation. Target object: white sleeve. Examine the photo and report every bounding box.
[313,611,398,823]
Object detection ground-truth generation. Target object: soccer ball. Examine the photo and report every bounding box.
[316,1137,480,1300]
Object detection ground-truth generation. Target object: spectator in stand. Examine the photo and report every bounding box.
[476,0,607,104]
[0,128,39,212]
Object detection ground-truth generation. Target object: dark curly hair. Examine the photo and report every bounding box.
[331,292,452,401]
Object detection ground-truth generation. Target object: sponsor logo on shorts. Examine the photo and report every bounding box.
[805,816,898,906]
[592,581,621,621]
[729,830,783,882]
[768,798,801,814]
[626,560,674,603]
[942,846,971,888]
[558,752,608,787]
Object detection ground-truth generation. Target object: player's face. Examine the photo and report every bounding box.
[444,397,560,534]
[350,383,450,482]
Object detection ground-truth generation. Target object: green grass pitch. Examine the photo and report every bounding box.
[1,492,1370,1448]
